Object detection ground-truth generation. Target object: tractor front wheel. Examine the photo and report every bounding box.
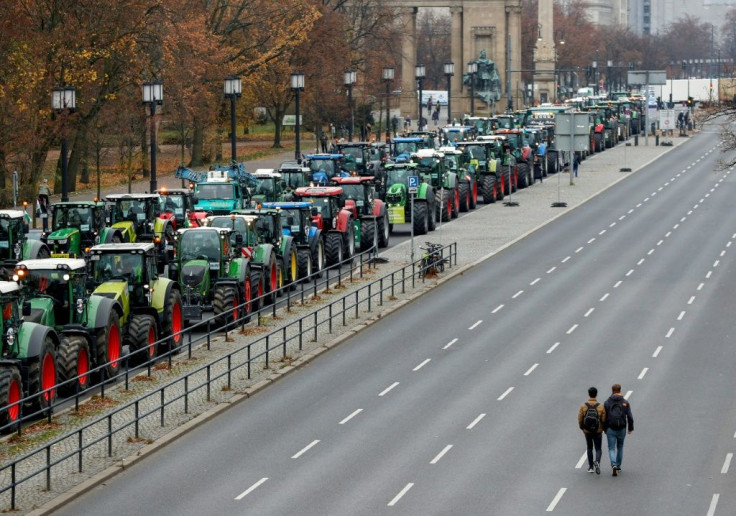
[480,175,496,204]
[162,288,184,352]
[265,253,279,305]
[0,366,23,429]
[325,232,344,266]
[96,310,122,381]
[297,247,312,281]
[377,211,390,248]
[213,285,239,329]
[459,181,469,212]
[361,219,376,252]
[412,201,428,235]
[312,238,326,278]
[128,314,158,364]
[286,248,298,290]
[27,336,57,413]
[57,334,91,396]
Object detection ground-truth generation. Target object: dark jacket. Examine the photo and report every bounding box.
[578,397,606,434]
[603,394,634,432]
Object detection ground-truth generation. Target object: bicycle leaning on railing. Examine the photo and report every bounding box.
[419,242,447,278]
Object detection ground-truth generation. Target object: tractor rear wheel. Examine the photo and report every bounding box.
[377,211,390,248]
[264,253,278,305]
[435,190,452,222]
[344,220,356,260]
[214,285,239,329]
[0,366,22,429]
[128,315,158,364]
[458,182,469,212]
[96,310,122,381]
[312,238,326,278]
[427,198,437,231]
[297,248,312,281]
[412,201,428,235]
[361,219,376,252]
[27,336,57,413]
[286,248,298,290]
[451,188,459,218]
[162,288,184,352]
[57,334,91,395]
[250,269,264,313]
[517,163,529,189]
[480,175,496,204]
[324,232,343,267]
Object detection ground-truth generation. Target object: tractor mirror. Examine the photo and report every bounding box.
[22,301,31,317]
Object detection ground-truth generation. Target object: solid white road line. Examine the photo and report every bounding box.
[292,440,320,459]
[379,382,400,396]
[467,413,486,430]
[546,488,567,512]
[413,359,431,371]
[497,387,514,401]
[638,368,648,380]
[547,342,560,354]
[443,338,458,350]
[235,478,269,500]
[706,493,719,516]
[430,445,453,464]
[388,483,414,507]
[339,409,363,425]
[524,363,539,376]
[653,346,663,358]
[469,320,483,330]
[584,308,594,317]
[721,453,732,474]
[492,304,505,314]
[575,453,587,469]
[666,328,675,338]
[512,290,524,299]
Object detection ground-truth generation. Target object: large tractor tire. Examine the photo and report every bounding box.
[241,273,253,324]
[412,201,428,235]
[250,269,264,313]
[451,188,460,218]
[297,248,312,281]
[264,253,279,305]
[469,180,478,209]
[435,190,452,222]
[377,211,390,248]
[162,288,184,352]
[343,220,356,261]
[127,314,158,364]
[480,175,497,204]
[0,366,23,429]
[324,232,344,267]
[594,133,603,152]
[285,247,298,291]
[57,334,91,395]
[517,163,529,189]
[96,310,122,381]
[27,336,57,413]
[427,197,437,232]
[312,238,326,278]
[361,219,376,252]
[213,285,240,329]
[459,182,470,212]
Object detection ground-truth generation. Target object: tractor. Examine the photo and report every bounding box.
[330,176,390,250]
[106,193,176,273]
[472,136,515,199]
[292,186,357,267]
[439,125,477,146]
[335,142,382,176]
[249,169,287,206]
[494,129,533,189]
[46,201,124,259]
[382,162,437,235]
[190,168,253,216]
[278,161,314,199]
[438,146,478,212]
[0,281,59,428]
[156,187,199,230]
[305,154,350,185]
[262,201,325,280]
[412,149,459,222]
[390,137,425,162]
[13,258,123,392]
[88,243,183,363]
[170,227,255,327]
[0,209,50,279]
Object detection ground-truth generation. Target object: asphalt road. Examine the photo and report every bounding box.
[56,127,736,515]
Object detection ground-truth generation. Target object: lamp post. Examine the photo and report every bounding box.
[444,62,454,124]
[415,64,425,129]
[344,69,356,141]
[554,32,565,101]
[142,81,163,193]
[51,86,76,203]
[606,60,612,96]
[467,61,478,116]
[591,60,598,95]
[291,72,305,162]
[224,76,241,164]
[382,67,394,142]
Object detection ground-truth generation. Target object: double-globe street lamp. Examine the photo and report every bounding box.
[444,62,454,124]
[467,61,478,116]
[142,81,163,193]
[224,76,242,164]
[344,69,357,141]
[291,73,305,162]
[415,64,426,129]
[51,86,76,203]
[382,67,394,143]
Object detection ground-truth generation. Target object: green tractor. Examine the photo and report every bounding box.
[0,281,59,427]
[382,162,437,235]
[170,226,256,327]
[46,201,124,259]
[412,149,459,222]
[456,140,505,204]
[88,243,183,363]
[278,161,313,199]
[13,258,123,391]
[249,169,287,206]
[438,146,478,211]
[0,209,50,279]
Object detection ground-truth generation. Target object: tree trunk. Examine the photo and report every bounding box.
[190,119,205,167]
[141,126,150,178]
[272,107,285,148]
[0,148,7,190]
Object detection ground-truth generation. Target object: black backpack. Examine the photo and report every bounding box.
[583,402,600,432]
[608,399,627,430]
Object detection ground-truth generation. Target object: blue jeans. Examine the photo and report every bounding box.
[606,428,627,468]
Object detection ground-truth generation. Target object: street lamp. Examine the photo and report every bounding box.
[606,60,613,96]
[415,64,425,128]
[344,69,356,141]
[51,86,76,203]
[554,32,565,102]
[291,72,305,162]
[224,76,242,164]
[444,62,454,124]
[591,60,598,95]
[142,81,163,193]
[382,67,394,142]
[467,61,478,116]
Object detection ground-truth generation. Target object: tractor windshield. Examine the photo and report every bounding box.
[252,178,279,200]
[393,142,418,155]
[308,160,337,178]
[93,253,145,284]
[339,184,368,209]
[52,206,93,231]
[160,195,184,216]
[179,230,221,262]
[299,197,333,219]
[385,168,413,187]
[462,145,487,161]
[444,154,462,171]
[282,171,309,190]
[196,183,236,200]
[341,147,363,165]
[19,269,69,300]
[279,209,303,236]
[112,199,151,224]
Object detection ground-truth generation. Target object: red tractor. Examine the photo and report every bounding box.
[156,187,200,230]
[292,186,356,266]
[330,176,389,250]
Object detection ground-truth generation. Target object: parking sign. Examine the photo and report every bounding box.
[408,175,418,194]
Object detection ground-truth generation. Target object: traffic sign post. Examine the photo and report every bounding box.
[409,176,418,264]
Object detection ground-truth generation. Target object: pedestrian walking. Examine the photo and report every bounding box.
[404,116,411,131]
[578,386,606,474]
[427,96,433,115]
[572,153,579,178]
[604,383,634,476]
[320,131,328,153]
[391,115,399,137]
[37,178,52,231]
[432,106,440,126]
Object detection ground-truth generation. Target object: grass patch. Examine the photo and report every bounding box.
[240,326,269,336]
[131,375,155,382]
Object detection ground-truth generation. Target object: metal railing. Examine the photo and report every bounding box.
[0,242,457,510]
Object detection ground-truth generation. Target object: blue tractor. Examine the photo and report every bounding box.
[262,201,326,279]
[305,154,350,185]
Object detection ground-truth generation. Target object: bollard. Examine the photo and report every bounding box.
[634,135,638,146]
[655,134,659,146]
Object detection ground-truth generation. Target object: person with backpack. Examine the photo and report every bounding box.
[578,386,606,474]
[604,383,634,476]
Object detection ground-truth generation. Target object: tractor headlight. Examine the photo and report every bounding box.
[6,327,15,346]
[76,298,84,315]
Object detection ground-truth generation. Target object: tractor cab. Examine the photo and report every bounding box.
[305,154,349,185]
[249,169,285,206]
[47,201,113,258]
[156,187,197,230]
[390,137,424,162]
[0,210,50,279]
[278,161,313,198]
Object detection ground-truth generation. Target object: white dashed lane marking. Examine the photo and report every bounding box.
[339,409,363,425]
[497,387,514,401]
[379,382,400,397]
[413,359,431,371]
[524,363,539,376]
[707,494,719,516]
[722,453,732,474]
[547,267,557,274]
[666,328,675,338]
[566,324,578,334]
[546,488,567,512]
[653,346,662,358]
[638,368,648,380]
[547,342,560,354]
[443,338,458,350]
[468,320,483,330]
[292,440,320,459]
[492,304,505,314]
[388,483,414,507]
[234,478,269,500]
[512,290,524,299]
[430,445,453,465]
[584,308,594,317]
[467,413,486,430]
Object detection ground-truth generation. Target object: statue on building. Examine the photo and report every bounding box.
[463,49,502,105]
